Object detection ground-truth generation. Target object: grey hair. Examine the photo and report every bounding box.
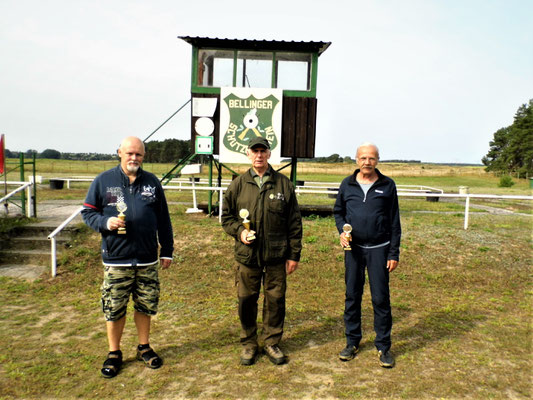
[356,142,380,160]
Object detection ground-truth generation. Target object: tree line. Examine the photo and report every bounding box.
[144,139,191,163]
[4,139,193,163]
[482,99,532,179]
[4,148,117,161]
[6,100,531,173]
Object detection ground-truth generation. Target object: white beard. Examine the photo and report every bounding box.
[126,163,140,173]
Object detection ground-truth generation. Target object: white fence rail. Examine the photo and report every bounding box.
[49,178,94,189]
[45,182,532,278]
[0,181,34,217]
[397,192,532,229]
[164,185,532,230]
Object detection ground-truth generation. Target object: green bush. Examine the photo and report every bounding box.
[498,175,515,187]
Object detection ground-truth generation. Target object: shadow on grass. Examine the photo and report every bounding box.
[152,304,486,365]
[283,304,486,359]
[156,324,238,362]
[393,308,486,357]
[155,311,344,363]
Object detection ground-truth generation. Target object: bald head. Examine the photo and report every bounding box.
[356,142,380,160]
[119,136,145,153]
[118,136,145,177]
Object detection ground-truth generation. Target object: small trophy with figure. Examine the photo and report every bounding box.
[342,223,352,251]
[239,208,256,241]
[116,201,127,235]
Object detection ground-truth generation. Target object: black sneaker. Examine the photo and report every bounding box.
[378,350,395,368]
[240,347,258,366]
[264,344,287,365]
[339,345,358,361]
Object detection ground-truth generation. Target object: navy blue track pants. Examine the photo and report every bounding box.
[344,244,392,352]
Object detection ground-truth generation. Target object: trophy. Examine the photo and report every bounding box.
[239,209,256,241]
[116,201,127,235]
[342,223,352,251]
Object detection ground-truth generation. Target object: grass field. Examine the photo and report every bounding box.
[0,161,531,399]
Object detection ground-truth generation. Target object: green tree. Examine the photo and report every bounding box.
[4,149,17,158]
[40,149,61,159]
[325,153,341,163]
[145,139,191,163]
[482,99,533,178]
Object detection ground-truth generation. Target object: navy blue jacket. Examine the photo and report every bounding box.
[333,168,401,261]
[82,165,174,265]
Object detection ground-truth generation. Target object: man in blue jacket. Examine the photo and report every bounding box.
[333,142,401,368]
[82,136,173,378]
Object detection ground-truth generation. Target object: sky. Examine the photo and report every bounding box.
[1,0,531,164]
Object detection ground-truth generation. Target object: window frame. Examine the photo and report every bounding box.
[190,47,318,98]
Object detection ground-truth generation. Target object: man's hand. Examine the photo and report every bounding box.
[339,232,350,248]
[160,258,172,270]
[240,229,255,245]
[387,259,398,272]
[107,217,125,231]
[286,260,299,275]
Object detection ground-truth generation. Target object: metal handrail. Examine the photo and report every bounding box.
[47,206,83,277]
[0,181,34,217]
[0,181,32,202]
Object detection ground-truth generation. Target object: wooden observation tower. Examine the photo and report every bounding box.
[176,36,330,212]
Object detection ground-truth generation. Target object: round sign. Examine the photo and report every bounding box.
[195,117,215,136]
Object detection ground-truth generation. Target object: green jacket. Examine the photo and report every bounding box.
[221,166,302,267]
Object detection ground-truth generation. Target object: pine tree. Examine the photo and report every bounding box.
[482,99,533,178]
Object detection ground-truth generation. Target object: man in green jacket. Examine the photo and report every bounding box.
[222,136,302,366]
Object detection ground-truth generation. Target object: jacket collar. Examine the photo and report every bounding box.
[246,164,275,182]
[115,164,143,185]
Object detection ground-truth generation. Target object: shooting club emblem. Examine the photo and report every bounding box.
[222,93,280,156]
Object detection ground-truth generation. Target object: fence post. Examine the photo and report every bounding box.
[19,153,26,216]
[192,178,197,209]
[26,184,32,217]
[219,187,223,223]
[463,195,470,230]
[32,152,37,217]
[208,157,213,215]
[51,237,57,277]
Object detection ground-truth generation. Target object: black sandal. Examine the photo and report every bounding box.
[136,346,163,369]
[101,351,122,378]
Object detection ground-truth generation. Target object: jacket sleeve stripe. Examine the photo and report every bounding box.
[83,202,100,211]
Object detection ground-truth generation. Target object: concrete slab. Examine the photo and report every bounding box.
[0,264,46,281]
[1,199,84,223]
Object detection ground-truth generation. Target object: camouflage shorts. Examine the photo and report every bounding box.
[101,263,160,321]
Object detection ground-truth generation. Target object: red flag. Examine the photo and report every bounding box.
[0,134,4,175]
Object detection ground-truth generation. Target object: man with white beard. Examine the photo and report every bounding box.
[82,136,174,378]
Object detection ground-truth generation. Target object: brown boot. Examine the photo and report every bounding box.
[240,346,258,366]
[264,344,287,365]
